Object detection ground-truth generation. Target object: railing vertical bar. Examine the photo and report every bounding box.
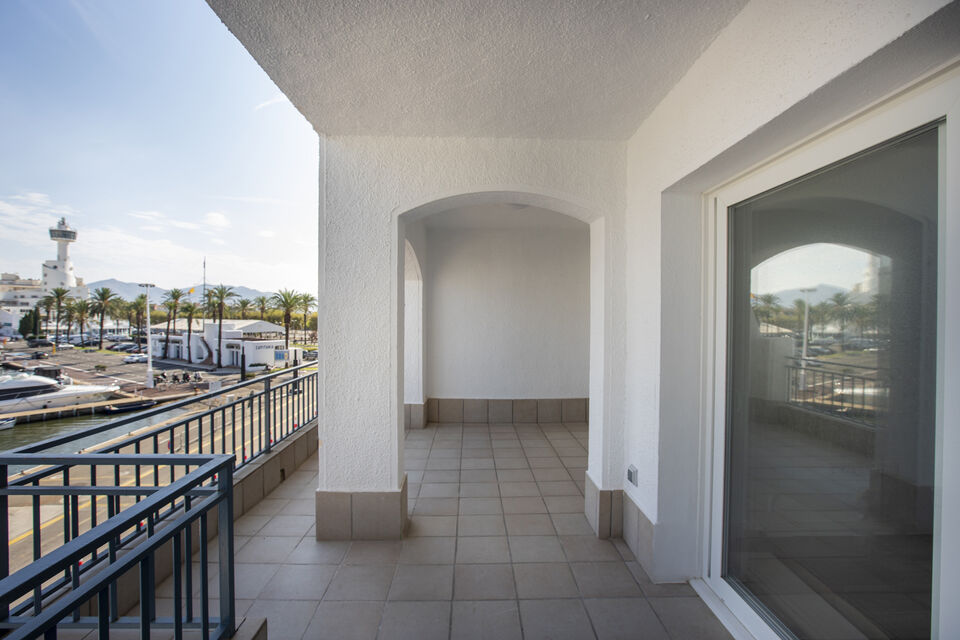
[139,556,151,640]
[199,513,209,640]
[70,494,80,621]
[217,466,235,637]
[107,494,118,621]
[146,515,155,622]
[1,464,8,622]
[185,495,193,623]
[97,588,110,640]
[241,399,247,463]
[97,587,109,640]
[173,531,183,640]
[62,468,70,583]
[32,478,42,614]
[198,417,203,454]
[231,404,237,462]
[152,435,160,486]
[90,464,98,564]
[263,379,272,453]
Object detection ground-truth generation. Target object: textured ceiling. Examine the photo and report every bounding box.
[206,0,747,139]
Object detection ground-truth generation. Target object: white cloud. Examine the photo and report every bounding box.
[203,211,231,229]
[253,95,288,112]
[140,224,164,233]
[211,238,226,245]
[12,192,52,206]
[258,230,276,238]
[169,220,200,230]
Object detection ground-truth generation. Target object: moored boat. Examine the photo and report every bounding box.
[102,400,157,415]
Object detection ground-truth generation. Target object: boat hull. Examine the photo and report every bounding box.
[0,385,120,413]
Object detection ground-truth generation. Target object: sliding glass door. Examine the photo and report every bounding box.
[723,126,939,639]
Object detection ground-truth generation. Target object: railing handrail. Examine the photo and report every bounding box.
[0,454,232,601]
[7,362,315,455]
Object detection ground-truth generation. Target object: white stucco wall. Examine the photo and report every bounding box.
[622,0,953,523]
[403,239,424,405]
[319,136,624,492]
[423,223,589,399]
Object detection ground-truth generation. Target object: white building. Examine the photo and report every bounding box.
[208,2,960,638]
[149,318,298,368]
[0,218,90,326]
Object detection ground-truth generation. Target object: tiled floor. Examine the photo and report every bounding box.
[161,422,734,639]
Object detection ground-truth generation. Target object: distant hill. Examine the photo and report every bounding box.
[769,284,848,307]
[87,279,273,302]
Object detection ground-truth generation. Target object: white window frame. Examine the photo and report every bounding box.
[700,64,960,639]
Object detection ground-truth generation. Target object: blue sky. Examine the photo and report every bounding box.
[0,0,318,294]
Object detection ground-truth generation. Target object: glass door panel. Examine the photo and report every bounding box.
[724,126,939,639]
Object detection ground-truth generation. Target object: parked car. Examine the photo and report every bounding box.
[32,351,50,359]
[123,354,149,364]
[27,339,54,348]
[55,343,75,350]
[303,350,318,361]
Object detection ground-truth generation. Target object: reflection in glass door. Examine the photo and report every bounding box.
[724,126,939,639]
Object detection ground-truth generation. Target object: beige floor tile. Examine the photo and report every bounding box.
[245,598,319,639]
[513,563,579,598]
[518,599,596,640]
[559,536,622,562]
[498,482,540,497]
[508,536,566,563]
[303,601,383,640]
[460,482,500,498]
[501,496,547,514]
[459,497,503,515]
[504,514,555,536]
[451,600,522,640]
[570,562,643,597]
[457,515,507,536]
[648,597,735,639]
[454,564,517,600]
[378,601,451,640]
[456,536,511,564]
[399,537,456,564]
[407,515,458,537]
[344,541,402,565]
[387,564,454,600]
[584,598,669,640]
[258,563,337,600]
[324,565,395,601]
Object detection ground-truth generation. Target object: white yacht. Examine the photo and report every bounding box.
[0,372,119,412]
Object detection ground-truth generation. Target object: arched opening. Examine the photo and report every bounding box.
[395,188,609,532]
[403,239,425,428]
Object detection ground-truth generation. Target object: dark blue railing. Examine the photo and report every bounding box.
[0,453,235,640]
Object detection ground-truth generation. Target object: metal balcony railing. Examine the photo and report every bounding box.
[786,362,887,426]
[0,453,235,640]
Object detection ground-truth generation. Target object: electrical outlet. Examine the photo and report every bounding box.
[627,465,638,486]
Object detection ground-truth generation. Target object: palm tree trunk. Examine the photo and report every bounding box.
[217,304,224,368]
[55,308,61,344]
[284,312,290,349]
[164,314,171,360]
[186,324,192,363]
[171,309,179,359]
[98,312,105,350]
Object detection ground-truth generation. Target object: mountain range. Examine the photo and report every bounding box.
[768,284,848,306]
[86,279,273,302]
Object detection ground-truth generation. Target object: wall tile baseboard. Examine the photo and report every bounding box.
[420,397,588,424]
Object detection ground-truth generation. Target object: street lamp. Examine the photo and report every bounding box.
[140,283,155,389]
[799,287,815,391]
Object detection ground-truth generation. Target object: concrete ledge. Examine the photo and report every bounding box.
[316,475,409,540]
[584,472,623,539]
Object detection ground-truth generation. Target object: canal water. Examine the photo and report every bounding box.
[1,408,194,473]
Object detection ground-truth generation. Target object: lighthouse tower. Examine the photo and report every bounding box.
[42,218,88,298]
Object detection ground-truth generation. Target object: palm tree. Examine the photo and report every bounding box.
[63,300,77,343]
[162,289,185,359]
[237,298,252,320]
[272,289,300,350]
[297,292,317,342]
[91,287,119,349]
[254,295,270,320]
[49,287,71,343]
[72,299,91,343]
[179,301,199,363]
[829,292,853,351]
[210,285,238,367]
[40,296,54,336]
[132,294,147,353]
